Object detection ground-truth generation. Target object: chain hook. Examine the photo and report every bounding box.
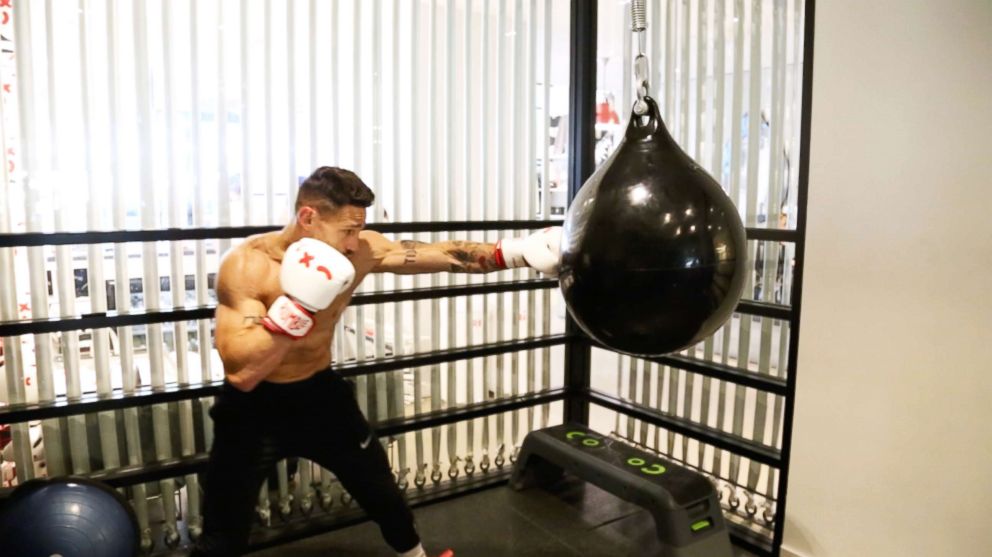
[631,0,651,116]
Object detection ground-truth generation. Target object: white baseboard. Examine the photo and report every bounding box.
[780,547,810,557]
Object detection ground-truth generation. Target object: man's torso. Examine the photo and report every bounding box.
[225,232,378,383]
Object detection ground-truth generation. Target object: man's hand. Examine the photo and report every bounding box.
[262,238,356,338]
[494,227,562,277]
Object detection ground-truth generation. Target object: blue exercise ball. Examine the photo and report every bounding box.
[0,477,139,557]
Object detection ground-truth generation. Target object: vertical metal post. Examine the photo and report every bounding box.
[540,0,552,429]
[444,0,459,479]
[429,0,443,483]
[218,0,231,257]
[510,0,524,461]
[526,0,538,435]
[46,0,89,475]
[494,0,507,468]
[264,0,274,224]
[410,0,426,489]
[463,0,476,476]
[15,0,64,478]
[480,0,492,472]
[0,55,31,484]
[564,0,596,425]
[774,2,814,552]
[240,0,252,225]
[162,1,200,536]
[391,0,409,489]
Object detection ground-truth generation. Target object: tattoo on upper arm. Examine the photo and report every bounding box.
[243,315,264,326]
[400,240,426,265]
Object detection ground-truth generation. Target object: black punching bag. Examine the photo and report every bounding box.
[559,96,747,356]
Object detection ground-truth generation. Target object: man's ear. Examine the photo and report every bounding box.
[297,206,317,229]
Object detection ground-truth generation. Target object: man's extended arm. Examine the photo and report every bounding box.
[366,228,561,275]
[375,238,501,274]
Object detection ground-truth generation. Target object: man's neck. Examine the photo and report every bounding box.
[277,224,304,249]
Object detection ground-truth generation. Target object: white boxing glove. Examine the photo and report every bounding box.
[262,238,356,338]
[495,226,562,277]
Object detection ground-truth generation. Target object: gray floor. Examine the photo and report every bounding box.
[248,477,757,557]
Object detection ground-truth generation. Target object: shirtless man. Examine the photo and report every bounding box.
[190,167,561,557]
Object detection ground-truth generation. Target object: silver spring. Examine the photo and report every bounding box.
[631,0,648,32]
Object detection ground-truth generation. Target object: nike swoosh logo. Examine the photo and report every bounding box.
[359,433,373,450]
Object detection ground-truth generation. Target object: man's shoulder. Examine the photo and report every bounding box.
[352,230,390,275]
[219,237,277,281]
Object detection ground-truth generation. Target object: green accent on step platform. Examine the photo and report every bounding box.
[691,520,711,532]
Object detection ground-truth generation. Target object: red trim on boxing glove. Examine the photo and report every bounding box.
[261,316,297,338]
[262,296,315,339]
[493,239,508,269]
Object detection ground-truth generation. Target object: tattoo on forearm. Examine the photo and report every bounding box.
[243,315,264,325]
[447,242,496,272]
[396,239,496,272]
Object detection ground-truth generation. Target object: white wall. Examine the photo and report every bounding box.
[783,1,992,556]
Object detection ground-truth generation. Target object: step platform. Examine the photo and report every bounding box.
[511,423,733,557]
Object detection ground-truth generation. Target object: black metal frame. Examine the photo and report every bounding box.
[560,1,814,556]
[563,0,597,426]
[0,220,562,248]
[771,0,815,553]
[0,1,815,555]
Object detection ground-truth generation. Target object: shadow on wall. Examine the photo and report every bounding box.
[782,516,823,557]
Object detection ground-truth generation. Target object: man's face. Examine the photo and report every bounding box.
[302,205,366,257]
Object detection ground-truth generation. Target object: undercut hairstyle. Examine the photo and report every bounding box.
[295,166,375,215]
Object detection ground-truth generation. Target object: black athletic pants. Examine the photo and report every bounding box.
[190,370,419,556]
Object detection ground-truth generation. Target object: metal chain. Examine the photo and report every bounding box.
[631,0,651,115]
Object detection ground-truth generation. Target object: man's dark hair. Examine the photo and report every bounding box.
[295,166,375,214]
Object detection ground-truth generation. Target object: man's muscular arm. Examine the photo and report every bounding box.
[214,249,293,391]
[366,231,501,274]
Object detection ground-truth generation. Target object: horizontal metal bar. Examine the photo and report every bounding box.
[585,389,782,467]
[354,277,556,305]
[0,391,557,493]
[0,221,786,248]
[745,227,799,243]
[647,353,788,396]
[375,388,568,437]
[370,220,563,233]
[0,226,279,247]
[736,300,793,320]
[0,306,216,337]
[335,334,569,378]
[587,339,788,396]
[0,335,569,424]
[0,220,565,248]
[0,381,222,424]
[93,453,212,489]
[0,279,559,337]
